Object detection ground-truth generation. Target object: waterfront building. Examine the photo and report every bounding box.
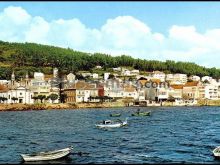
[122,84,138,99]
[183,81,202,100]
[7,86,34,104]
[104,79,124,98]
[145,79,169,102]
[64,80,99,103]
[1,72,34,104]
[169,84,184,99]
[0,84,9,103]
[30,72,51,98]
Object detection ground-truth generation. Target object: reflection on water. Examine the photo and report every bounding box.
[0,106,220,163]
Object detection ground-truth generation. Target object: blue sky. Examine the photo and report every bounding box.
[0,2,220,68]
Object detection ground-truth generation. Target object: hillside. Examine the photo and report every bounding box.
[0,40,220,80]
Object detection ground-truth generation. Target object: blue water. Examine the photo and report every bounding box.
[0,106,220,164]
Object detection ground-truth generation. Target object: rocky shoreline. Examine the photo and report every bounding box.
[0,100,220,111]
[0,102,125,111]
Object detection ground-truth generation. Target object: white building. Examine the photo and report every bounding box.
[92,73,99,79]
[166,73,187,84]
[188,75,200,82]
[0,80,9,85]
[113,67,121,72]
[202,76,213,82]
[67,73,76,83]
[151,71,165,82]
[122,69,131,76]
[104,73,110,81]
[53,68,58,78]
[7,86,34,104]
[173,74,187,84]
[130,69,140,75]
[204,84,218,100]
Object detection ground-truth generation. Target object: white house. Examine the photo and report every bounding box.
[104,73,110,81]
[151,71,165,82]
[166,73,187,84]
[188,75,200,82]
[92,73,99,79]
[201,76,213,82]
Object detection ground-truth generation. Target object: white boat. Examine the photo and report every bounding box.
[21,146,73,162]
[213,146,220,158]
[95,117,128,128]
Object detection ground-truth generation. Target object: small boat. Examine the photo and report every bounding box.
[95,118,128,128]
[21,146,73,162]
[110,113,121,117]
[131,111,151,116]
[213,146,220,158]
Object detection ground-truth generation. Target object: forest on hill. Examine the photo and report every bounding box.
[0,40,220,80]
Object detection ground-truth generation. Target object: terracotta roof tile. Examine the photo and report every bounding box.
[171,84,183,89]
[0,84,9,92]
[184,81,199,87]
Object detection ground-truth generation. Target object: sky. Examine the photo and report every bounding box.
[0,2,220,68]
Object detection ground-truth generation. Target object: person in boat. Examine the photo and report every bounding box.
[137,108,140,114]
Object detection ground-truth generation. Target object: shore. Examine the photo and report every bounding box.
[0,102,125,111]
[0,100,220,111]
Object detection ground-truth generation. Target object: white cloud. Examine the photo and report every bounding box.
[0,6,220,68]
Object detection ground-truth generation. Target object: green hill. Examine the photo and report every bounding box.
[0,40,219,80]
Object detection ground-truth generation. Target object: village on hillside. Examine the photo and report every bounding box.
[0,66,219,107]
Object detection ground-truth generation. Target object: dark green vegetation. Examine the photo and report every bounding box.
[0,40,220,80]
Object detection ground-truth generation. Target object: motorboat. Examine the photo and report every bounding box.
[110,113,121,117]
[20,146,73,162]
[131,111,151,116]
[95,117,128,128]
[213,146,220,158]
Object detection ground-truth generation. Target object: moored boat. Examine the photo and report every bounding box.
[213,146,220,158]
[110,113,121,117]
[131,111,151,116]
[20,146,73,162]
[95,117,128,128]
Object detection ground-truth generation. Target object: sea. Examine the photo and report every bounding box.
[0,106,220,164]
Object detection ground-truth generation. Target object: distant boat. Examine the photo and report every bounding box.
[95,118,128,128]
[131,111,151,116]
[213,146,220,158]
[20,146,73,162]
[110,113,121,117]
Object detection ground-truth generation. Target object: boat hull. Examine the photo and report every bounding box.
[110,114,121,117]
[95,120,127,128]
[131,112,150,116]
[21,147,72,162]
[212,146,220,159]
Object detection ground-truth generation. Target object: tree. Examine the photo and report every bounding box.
[1,97,7,103]
[167,95,175,102]
[48,93,58,103]
[11,97,18,103]
[37,95,46,103]
[60,93,67,103]
[32,96,39,103]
